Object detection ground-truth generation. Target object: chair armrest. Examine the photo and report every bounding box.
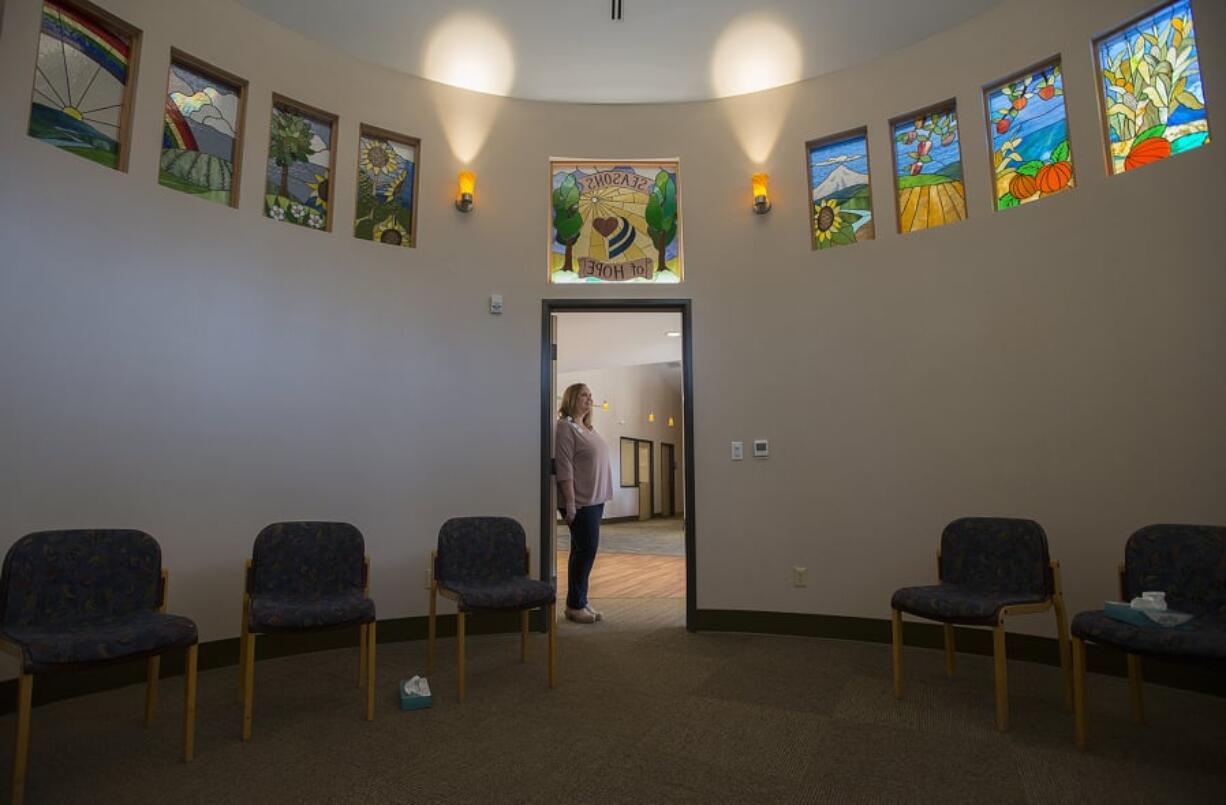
[1117,561,1127,601]
[936,550,942,583]
[363,556,371,596]
[243,558,253,596]
[1049,559,1063,598]
[526,545,532,575]
[431,550,438,588]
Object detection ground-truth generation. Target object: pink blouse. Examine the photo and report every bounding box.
[554,417,614,507]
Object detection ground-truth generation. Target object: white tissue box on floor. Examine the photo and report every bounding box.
[399,676,432,710]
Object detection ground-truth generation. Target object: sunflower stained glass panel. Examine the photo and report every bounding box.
[160,54,245,207]
[28,0,139,170]
[549,160,682,284]
[806,130,873,250]
[1096,0,1211,176]
[355,126,418,248]
[891,103,965,233]
[987,60,1074,210]
[265,97,336,231]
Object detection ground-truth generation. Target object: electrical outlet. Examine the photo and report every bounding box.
[792,566,808,587]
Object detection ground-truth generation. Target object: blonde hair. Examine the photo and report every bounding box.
[558,383,592,428]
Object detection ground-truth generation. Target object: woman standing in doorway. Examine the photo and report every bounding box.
[556,383,614,623]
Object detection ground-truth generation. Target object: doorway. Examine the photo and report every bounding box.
[541,300,695,630]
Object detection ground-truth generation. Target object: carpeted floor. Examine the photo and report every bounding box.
[3,598,1224,803]
[557,516,685,556]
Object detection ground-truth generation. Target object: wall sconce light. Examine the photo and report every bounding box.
[751,172,771,214]
[456,170,476,212]
[647,412,655,423]
[667,416,674,427]
[601,400,609,411]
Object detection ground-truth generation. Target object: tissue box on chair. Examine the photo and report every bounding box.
[399,676,432,710]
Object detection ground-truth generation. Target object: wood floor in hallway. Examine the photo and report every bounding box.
[556,549,685,599]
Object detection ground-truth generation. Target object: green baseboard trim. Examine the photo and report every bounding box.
[694,608,1225,698]
[0,609,545,715]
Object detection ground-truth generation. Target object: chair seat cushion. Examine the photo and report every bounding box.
[1,612,198,673]
[891,584,1048,626]
[1071,610,1226,661]
[442,577,555,612]
[249,593,375,633]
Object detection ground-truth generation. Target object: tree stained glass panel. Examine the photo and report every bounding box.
[354,127,418,248]
[807,130,873,250]
[28,0,139,170]
[265,97,336,231]
[549,160,682,284]
[160,55,245,207]
[987,60,1074,210]
[892,104,965,233]
[1096,0,1211,176]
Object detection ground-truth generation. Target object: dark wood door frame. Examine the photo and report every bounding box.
[541,299,696,631]
[660,442,676,517]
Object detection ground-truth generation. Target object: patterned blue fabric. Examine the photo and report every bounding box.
[436,517,556,612]
[1072,611,1226,663]
[0,530,198,673]
[939,517,1052,597]
[1122,524,1226,620]
[891,585,1047,626]
[3,613,198,673]
[248,522,374,634]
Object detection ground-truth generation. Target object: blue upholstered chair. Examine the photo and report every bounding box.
[889,517,1071,731]
[0,530,199,805]
[1070,524,1226,750]
[237,521,376,740]
[428,517,556,702]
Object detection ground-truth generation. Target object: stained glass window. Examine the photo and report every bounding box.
[355,126,419,248]
[265,96,336,231]
[549,160,682,284]
[892,103,965,233]
[806,129,873,250]
[1096,0,1211,175]
[160,52,246,207]
[986,60,1074,210]
[28,0,140,171]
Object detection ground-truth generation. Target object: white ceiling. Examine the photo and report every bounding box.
[555,312,682,374]
[238,0,1004,103]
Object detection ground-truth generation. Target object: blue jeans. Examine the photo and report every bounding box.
[565,503,603,610]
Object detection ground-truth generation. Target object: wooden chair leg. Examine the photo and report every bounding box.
[1073,636,1088,751]
[11,672,33,805]
[456,611,466,703]
[427,584,437,674]
[942,623,956,678]
[241,632,256,741]
[358,624,368,688]
[1126,653,1145,724]
[521,610,529,662]
[145,655,160,727]
[1054,595,1073,710]
[236,603,249,703]
[183,645,198,762]
[365,621,376,721]
[993,624,1009,732]
[890,609,904,700]
[547,603,557,689]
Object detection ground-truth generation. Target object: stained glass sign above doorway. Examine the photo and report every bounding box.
[549,160,683,283]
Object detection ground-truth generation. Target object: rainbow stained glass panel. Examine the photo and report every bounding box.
[28,0,137,170]
[160,57,243,206]
[1096,0,1211,175]
[892,104,965,233]
[806,130,873,250]
[987,60,1074,210]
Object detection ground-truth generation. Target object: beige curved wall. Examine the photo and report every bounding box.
[1,0,1223,678]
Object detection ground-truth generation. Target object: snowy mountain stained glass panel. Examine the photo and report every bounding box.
[806,130,873,250]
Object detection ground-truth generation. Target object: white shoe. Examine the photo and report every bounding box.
[565,607,596,624]
[584,606,603,622]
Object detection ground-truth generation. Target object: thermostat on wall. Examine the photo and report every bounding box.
[752,439,769,458]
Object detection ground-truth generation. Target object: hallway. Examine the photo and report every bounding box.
[557,516,685,599]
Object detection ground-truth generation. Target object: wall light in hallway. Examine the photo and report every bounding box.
[665,331,681,337]
[752,172,771,213]
[668,416,674,427]
[601,400,610,411]
[456,170,476,211]
[648,412,655,423]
